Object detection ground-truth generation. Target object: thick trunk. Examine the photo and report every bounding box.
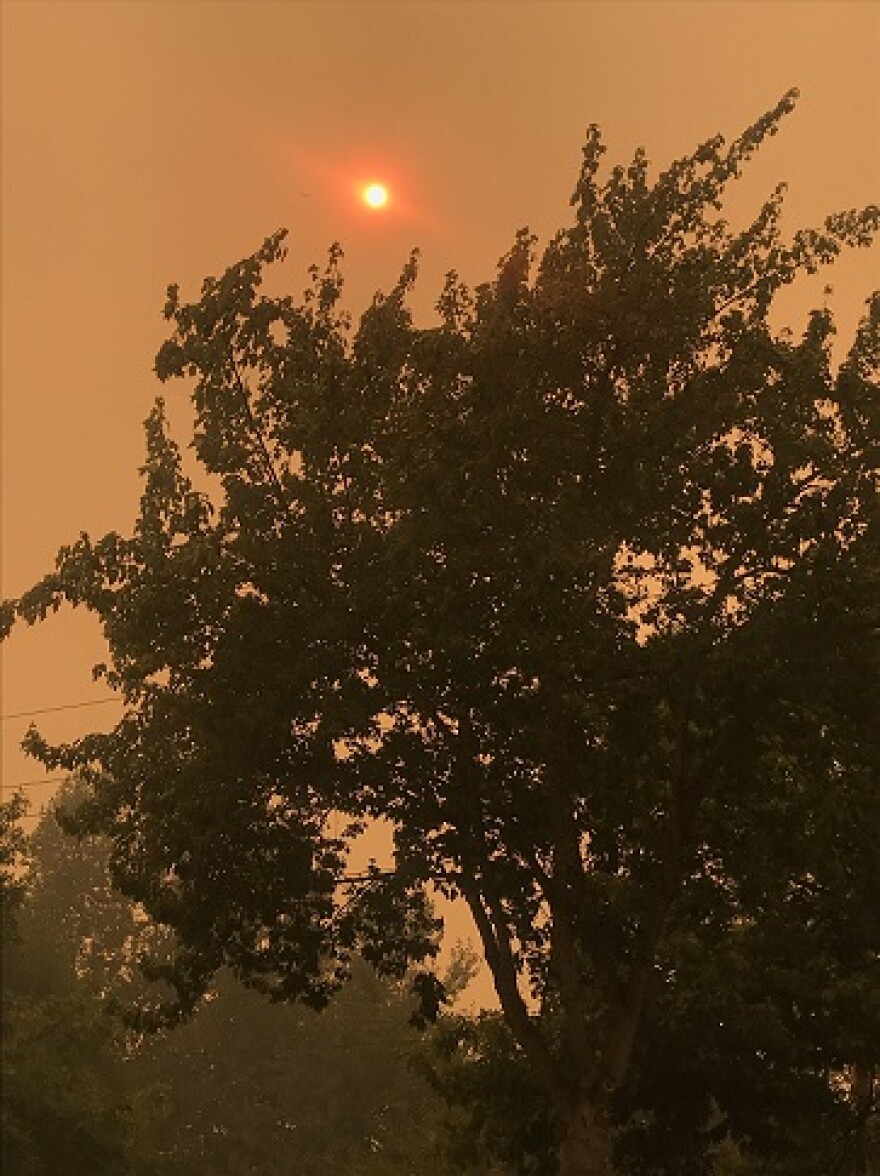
[558,1095,613,1176]
[555,973,647,1174]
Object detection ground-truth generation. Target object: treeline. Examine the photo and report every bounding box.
[0,783,482,1176]
[2,784,877,1174]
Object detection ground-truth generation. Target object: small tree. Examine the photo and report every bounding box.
[0,793,28,948]
[4,91,878,1173]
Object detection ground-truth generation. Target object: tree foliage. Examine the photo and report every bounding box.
[2,784,472,1175]
[1,789,147,1176]
[132,961,464,1176]
[4,91,879,1172]
[0,792,28,955]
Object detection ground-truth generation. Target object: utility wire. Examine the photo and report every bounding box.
[2,699,122,791]
[1,776,70,791]
[1,697,122,722]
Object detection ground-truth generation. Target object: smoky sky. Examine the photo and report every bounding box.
[3,0,878,822]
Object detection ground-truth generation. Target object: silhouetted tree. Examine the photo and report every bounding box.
[4,91,879,1173]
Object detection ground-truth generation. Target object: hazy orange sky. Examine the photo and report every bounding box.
[2,0,877,865]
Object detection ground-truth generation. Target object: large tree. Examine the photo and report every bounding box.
[4,92,879,1173]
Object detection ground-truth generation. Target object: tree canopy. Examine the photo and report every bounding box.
[4,91,879,1173]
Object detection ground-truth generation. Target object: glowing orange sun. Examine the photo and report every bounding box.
[363,182,389,209]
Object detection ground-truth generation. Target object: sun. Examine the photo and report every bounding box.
[363,182,389,210]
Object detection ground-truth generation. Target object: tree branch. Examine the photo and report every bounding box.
[460,880,564,1105]
[230,359,290,507]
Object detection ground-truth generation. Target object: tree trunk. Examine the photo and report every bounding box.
[558,1095,613,1176]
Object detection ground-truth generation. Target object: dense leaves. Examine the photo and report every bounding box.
[4,93,879,1171]
[1,787,473,1175]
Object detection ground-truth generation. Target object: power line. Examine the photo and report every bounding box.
[1,697,122,722]
[2,700,124,791]
[1,776,70,791]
